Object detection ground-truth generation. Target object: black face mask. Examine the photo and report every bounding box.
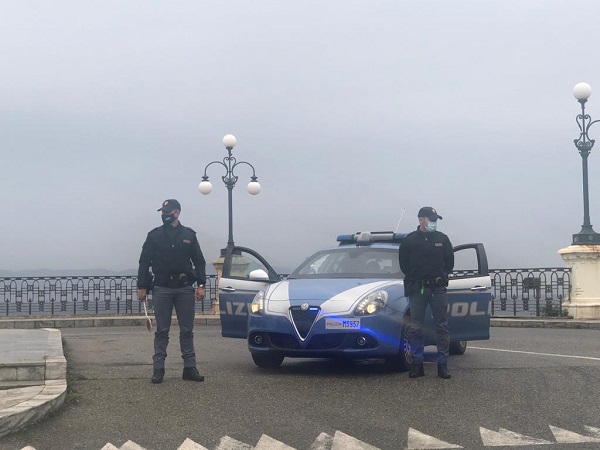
[161,213,175,225]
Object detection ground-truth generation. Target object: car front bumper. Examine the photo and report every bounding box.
[247,312,404,359]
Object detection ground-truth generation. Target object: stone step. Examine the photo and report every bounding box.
[0,328,68,438]
[0,328,67,389]
[0,380,67,438]
[0,362,47,388]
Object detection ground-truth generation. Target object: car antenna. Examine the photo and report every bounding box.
[394,208,406,233]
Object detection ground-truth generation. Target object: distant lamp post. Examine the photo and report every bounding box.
[198,134,261,251]
[572,82,600,244]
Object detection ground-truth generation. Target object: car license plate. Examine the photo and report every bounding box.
[325,318,361,330]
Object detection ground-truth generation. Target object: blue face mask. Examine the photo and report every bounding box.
[426,221,437,232]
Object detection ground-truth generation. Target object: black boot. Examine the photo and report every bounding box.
[438,364,451,379]
[182,366,205,382]
[151,368,165,384]
[409,362,425,378]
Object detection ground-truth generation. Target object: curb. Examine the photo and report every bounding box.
[0,314,221,329]
[491,318,600,329]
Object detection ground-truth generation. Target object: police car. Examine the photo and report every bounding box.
[218,231,492,369]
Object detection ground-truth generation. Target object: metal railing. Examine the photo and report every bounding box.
[0,275,218,318]
[489,268,571,317]
[0,268,571,318]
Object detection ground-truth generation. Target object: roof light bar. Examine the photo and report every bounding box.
[336,231,407,245]
[356,231,373,246]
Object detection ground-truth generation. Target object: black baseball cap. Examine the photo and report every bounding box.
[418,206,443,221]
[157,199,181,213]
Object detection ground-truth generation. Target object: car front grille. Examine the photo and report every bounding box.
[306,334,345,350]
[262,332,378,351]
[269,333,301,349]
[289,306,320,339]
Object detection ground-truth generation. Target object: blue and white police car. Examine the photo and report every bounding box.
[218,231,492,369]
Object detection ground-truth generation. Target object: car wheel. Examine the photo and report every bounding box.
[385,319,412,372]
[449,340,468,355]
[251,353,284,368]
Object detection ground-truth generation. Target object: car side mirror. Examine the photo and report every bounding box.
[249,269,269,281]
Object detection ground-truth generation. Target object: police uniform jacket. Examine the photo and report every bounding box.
[398,226,454,285]
[137,223,206,289]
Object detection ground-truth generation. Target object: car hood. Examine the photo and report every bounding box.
[264,278,403,315]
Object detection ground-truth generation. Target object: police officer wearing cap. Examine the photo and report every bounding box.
[398,206,454,379]
[137,199,207,384]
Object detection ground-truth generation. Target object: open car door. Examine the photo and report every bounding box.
[218,246,280,338]
[442,243,492,341]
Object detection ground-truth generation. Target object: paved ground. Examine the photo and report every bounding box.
[0,317,599,450]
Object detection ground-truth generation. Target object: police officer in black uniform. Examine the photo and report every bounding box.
[137,199,207,384]
[398,206,454,379]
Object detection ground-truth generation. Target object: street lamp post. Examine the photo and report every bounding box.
[572,82,600,245]
[198,134,261,253]
[557,83,600,319]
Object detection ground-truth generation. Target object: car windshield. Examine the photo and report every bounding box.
[288,247,404,279]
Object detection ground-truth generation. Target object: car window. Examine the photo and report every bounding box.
[290,247,403,279]
[226,250,270,279]
[451,246,481,278]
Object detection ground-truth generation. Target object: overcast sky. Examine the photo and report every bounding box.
[2,1,600,274]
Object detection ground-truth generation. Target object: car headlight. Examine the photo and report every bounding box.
[354,290,388,316]
[250,290,265,315]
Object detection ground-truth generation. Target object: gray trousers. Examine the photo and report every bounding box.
[408,286,449,365]
[152,285,196,370]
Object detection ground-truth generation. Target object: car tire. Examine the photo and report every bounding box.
[251,353,284,368]
[385,318,412,372]
[449,340,468,355]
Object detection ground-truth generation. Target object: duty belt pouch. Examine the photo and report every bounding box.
[431,276,448,287]
[440,273,449,287]
[172,273,189,288]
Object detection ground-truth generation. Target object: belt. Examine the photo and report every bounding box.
[419,277,445,287]
[154,273,189,287]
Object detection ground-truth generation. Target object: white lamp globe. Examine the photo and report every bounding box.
[198,180,213,195]
[222,134,237,149]
[247,181,261,195]
[574,82,592,100]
